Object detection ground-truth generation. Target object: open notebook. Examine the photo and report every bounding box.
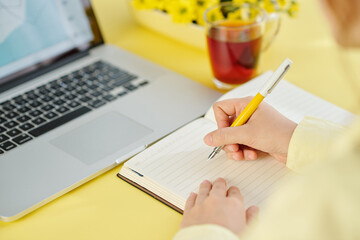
[117,71,355,213]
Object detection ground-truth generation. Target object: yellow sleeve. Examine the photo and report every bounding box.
[239,120,360,240]
[173,224,239,240]
[286,116,346,172]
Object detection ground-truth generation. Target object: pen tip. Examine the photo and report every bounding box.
[208,151,215,161]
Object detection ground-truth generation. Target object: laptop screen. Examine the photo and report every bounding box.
[0,0,103,87]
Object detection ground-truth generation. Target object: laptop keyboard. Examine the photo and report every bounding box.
[0,61,149,154]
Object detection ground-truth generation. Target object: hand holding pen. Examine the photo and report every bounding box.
[205,59,296,163]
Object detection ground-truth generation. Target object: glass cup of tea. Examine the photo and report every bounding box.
[204,2,280,90]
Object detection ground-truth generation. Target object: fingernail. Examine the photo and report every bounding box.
[216,177,225,182]
[202,179,210,185]
[204,134,212,145]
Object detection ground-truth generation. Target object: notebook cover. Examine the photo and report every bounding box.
[117,173,183,214]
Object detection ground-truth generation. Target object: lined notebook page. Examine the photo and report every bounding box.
[125,118,289,209]
[205,71,356,125]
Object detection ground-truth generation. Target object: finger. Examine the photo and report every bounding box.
[209,178,227,197]
[227,151,244,161]
[213,98,252,129]
[223,144,239,153]
[184,192,197,213]
[246,206,259,224]
[196,180,212,205]
[204,125,253,147]
[227,186,243,201]
[243,148,258,160]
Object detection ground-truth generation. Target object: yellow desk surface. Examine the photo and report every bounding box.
[1,0,359,239]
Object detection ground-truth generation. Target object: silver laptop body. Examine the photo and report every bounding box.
[0,0,220,221]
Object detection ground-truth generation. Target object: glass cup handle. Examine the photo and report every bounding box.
[262,13,281,51]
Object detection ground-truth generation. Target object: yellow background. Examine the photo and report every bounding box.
[1,0,358,239]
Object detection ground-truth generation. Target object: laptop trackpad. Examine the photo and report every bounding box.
[51,112,153,165]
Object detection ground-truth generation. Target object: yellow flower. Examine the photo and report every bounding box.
[277,0,292,8]
[166,0,196,24]
[194,0,220,26]
[132,0,299,23]
[287,1,299,17]
[262,0,276,13]
[233,0,258,4]
[151,0,168,10]
[204,6,224,24]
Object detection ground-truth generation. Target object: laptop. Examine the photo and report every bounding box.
[0,0,221,221]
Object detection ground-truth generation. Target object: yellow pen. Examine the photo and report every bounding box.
[208,58,293,160]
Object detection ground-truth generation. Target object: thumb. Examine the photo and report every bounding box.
[246,206,259,224]
[203,126,252,147]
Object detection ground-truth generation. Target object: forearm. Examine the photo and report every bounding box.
[286,116,346,172]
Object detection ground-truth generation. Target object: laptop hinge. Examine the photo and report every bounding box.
[0,50,90,94]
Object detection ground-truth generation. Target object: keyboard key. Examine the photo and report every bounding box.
[118,91,127,97]
[29,101,42,108]
[29,106,92,137]
[14,98,28,106]
[53,90,65,97]
[0,141,17,151]
[0,109,4,115]
[89,100,106,108]
[17,115,31,123]
[123,84,138,91]
[4,121,18,129]
[56,106,70,114]
[26,92,39,100]
[65,85,77,91]
[44,112,58,120]
[101,86,114,92]
[76,89,88,95]
[41,104,55,112]
[79,96,92,103]
[32,117,46,125]
[37,87,51,95]
[29,109,43,117]
[3,104,16,111]
[17,106,31,113]
[76,81,86,87]
[41,95,53,102]
[49,83,61,90]
[6,128,22,137]
[139,80,149,86]
[113,75,137,86]
[103,94,116,102]
[5,111,19,119]
[91,91,102,98]
[0,149,3,154]
[0,126,6,133]
[13,96,23,101]
[53,99,66,106]
[0,134,9,143]
[67,101,81,108]
[0,117,6,124]
[65,94,77,100]
[20,123,35,131]
[87,84,98,90]
[0,100,10,106]
[13,134,33,145]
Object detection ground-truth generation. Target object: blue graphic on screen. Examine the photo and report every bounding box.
[0,0,68,66]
